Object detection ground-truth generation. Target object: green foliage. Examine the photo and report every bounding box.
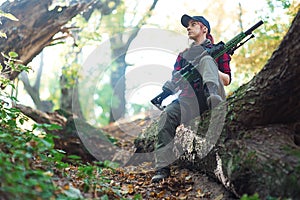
[241,193,261,200]
[241,193,293,200]
[225,0,297,93]
[94,83,115,125]
[0,55,61,197]
[266,0,299,15]
[0,52,31,90]
[126,102,151,116]
[61,62,81,88]
[0,96,59,199]
[0,53,140,199]
[1,51,30,71]
[0,103,127,199]
[100,1,126,35]
[68,10,103,46]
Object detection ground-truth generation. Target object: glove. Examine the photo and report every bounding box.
[162,80,179,95]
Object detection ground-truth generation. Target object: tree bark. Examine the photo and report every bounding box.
[134,11,300,199]
[0,0,121,84]
[0,0,94,83]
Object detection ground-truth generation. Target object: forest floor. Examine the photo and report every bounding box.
[9,105,239,199]
[96,110,238,200]
[96,162,238,199]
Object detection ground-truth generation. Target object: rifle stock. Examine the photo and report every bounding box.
[151,20,264,110]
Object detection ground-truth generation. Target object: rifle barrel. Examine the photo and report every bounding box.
[244,20,264,35]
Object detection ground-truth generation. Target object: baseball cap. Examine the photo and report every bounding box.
[181,14,211,33]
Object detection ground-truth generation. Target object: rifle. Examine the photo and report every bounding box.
[151,20,264,110]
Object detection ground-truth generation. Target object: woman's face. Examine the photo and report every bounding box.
[186,20,207,42]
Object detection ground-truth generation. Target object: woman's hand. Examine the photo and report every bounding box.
[218,71,230,86]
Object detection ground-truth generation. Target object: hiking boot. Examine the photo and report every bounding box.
[151,167,170,183]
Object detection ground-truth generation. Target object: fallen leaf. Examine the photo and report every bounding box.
[137,181,144,186]
[127,173,135,180]
[26,140,38,148]
[149,191,156,197]
[43,171,53,177]
[63,185,83,199]
[185,175,192,181]
[214,193,224,200]
[185,186,193,192]
[35,185,42,192]
[63,184,70,190]
[196,188,205,198]
[122,184,134,195]
[178,193,187,200]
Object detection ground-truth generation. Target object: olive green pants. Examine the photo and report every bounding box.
[155,96,201,169]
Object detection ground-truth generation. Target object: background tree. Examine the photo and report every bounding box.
[230,0,299,91]
[58,0,121,119]
[0,0,120,113]
[9,0,160,125]
[101,0,159,123]
[0,0,90,82]
[19,52,54,112]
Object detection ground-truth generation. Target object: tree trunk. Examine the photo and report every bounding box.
[109,45,127,122]
[133,11,300,199]
[108,0,159,122]
[60,72,85,119]
[19,52,54,112]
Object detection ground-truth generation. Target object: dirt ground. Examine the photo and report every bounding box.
[101,111,238,200]
[104,162,238,199]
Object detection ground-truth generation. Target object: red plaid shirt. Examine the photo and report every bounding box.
[216,53,231,83]
[173,48,231,97]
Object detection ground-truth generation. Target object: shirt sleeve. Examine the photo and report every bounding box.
[216,53,232,84]
[171,54,183,83]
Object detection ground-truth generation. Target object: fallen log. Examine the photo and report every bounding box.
[14,104,152,165]
[15,104,112,163]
